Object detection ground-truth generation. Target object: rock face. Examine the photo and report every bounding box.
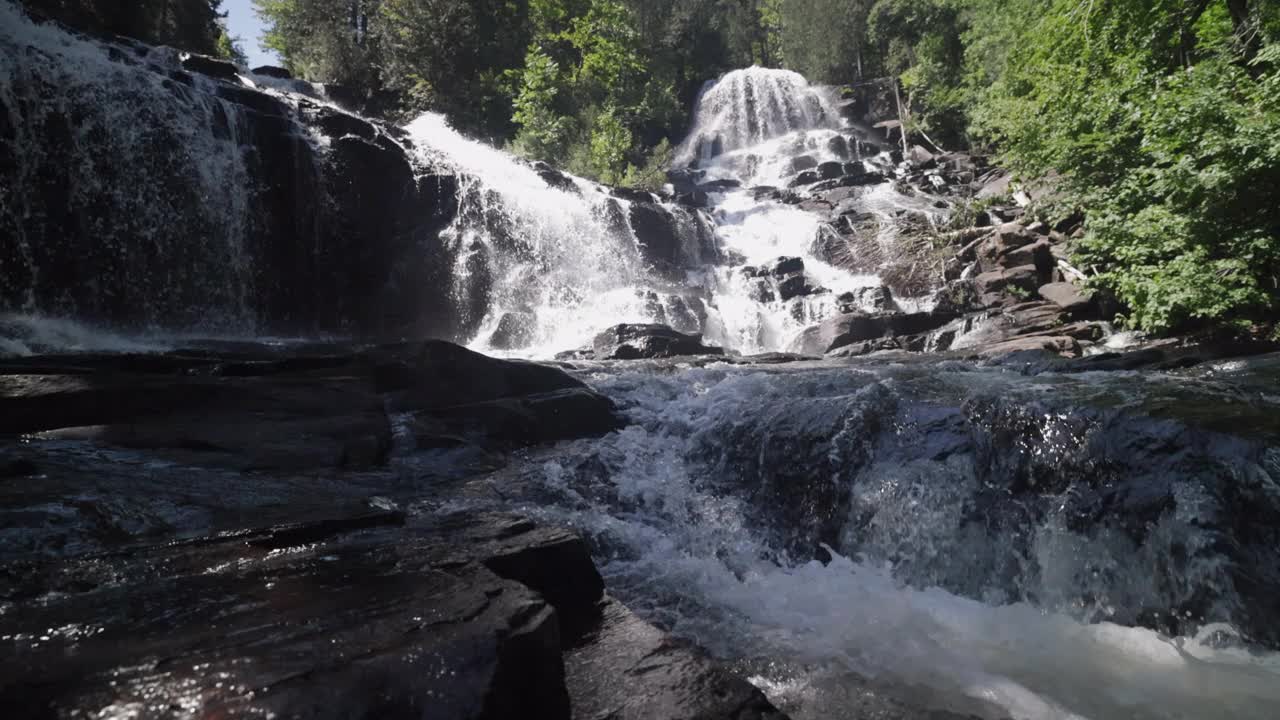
[789,312,956,356]
[0,504,782,720]
[0,341,784,720]
[627,202,717,279]
[591,324,725,360]
[0,9,459,340]
[0,340,623,467]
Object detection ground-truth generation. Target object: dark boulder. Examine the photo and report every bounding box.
[251,65,292,79]
[788,170,820,187]
[975,265,1041,297]
[567,599,786,720]
[698,178,742,192]
[0,340,621,468]
[627,202,690,278]
[817,160,845,180]
[592,324,724,360]
[1001,239,1054,274]
[765,256,806,277]
[534,161,578,193]
[488,311,537,350]
[777,273,823,302]
[790,311,957,356]
[837,286,897,313]
[676,189,709,208]
[838,169,886,187]
[180,52,239,80]
[750,186,783,202]
[826,135,850,159]
[610,186,656,203]
[789,155,819,173]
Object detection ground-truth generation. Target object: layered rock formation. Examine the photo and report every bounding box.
[0,340,784,719]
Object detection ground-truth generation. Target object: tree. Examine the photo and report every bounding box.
[21,0,227,55]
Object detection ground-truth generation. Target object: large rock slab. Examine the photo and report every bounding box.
[0,511,595,720]
[592,324,724,360]
[789,312,957,356]
[566,599,785,720]
[1038,281,1093,315]
[0,340,623,469]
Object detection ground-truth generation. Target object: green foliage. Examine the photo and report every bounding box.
[242,0,1280,333]
[215,28,247,65]
[510,48,574,162]
[622,139,675,191]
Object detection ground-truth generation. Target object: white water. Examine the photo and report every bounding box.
[513,364,1280,720]
[0,2,259,330]
[406,67,949,357]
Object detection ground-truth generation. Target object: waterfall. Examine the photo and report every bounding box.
[674,66,839,167]
[0,2,260,331]
[407,114,658,355]
[0,2,461,344]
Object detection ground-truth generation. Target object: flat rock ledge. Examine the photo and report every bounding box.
[0,510,783,720]
[0,340,784,719]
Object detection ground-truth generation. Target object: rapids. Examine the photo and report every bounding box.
[477,354,1280,720]
[3,9,1279,718]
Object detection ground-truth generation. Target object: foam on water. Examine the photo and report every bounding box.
[406,113,662,356]
[511,364,1280,720]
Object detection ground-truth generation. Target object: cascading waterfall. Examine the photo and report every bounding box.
[0,2,258,332]
[674,67,944,353]
[673,66,839,166]
[407,114,658,355]
[408,67,945,357]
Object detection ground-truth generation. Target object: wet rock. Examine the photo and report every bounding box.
[788,170,820,187]
[567,599,786,720]
[627,202,695,278]
[790,312,957,356]
[488,311,537,350]
[765,256,806,277]
[826,135,850,159]
[750,186,783,202]
[666,168,706,194]
[610,186,656,203]
[251,65,292,79]
[1001,239,1054,274]
[698,178,742,192]
[790,155,819,173]
[817,160,845,180]
[838,170,886,187]
[975,335,1082,358]
[777,273,822,302]
[592,324,724,360]
[535,161,578,193]
[0,341,619,469]
[179,52,240,81]
[308,105,377,140]
[837,286,897,314]
[907,145,936,168]
[676,189,709,208]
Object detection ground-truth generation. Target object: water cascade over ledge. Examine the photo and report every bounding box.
[3,6,1280,720]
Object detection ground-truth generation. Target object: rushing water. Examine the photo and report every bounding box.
[5,9,1279,718]
[408,66,944,357]
[486,355,1280,720]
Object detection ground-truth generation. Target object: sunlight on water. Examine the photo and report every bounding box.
[517,363,1280,720]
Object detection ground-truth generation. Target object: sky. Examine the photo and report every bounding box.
[223,0,279,69]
